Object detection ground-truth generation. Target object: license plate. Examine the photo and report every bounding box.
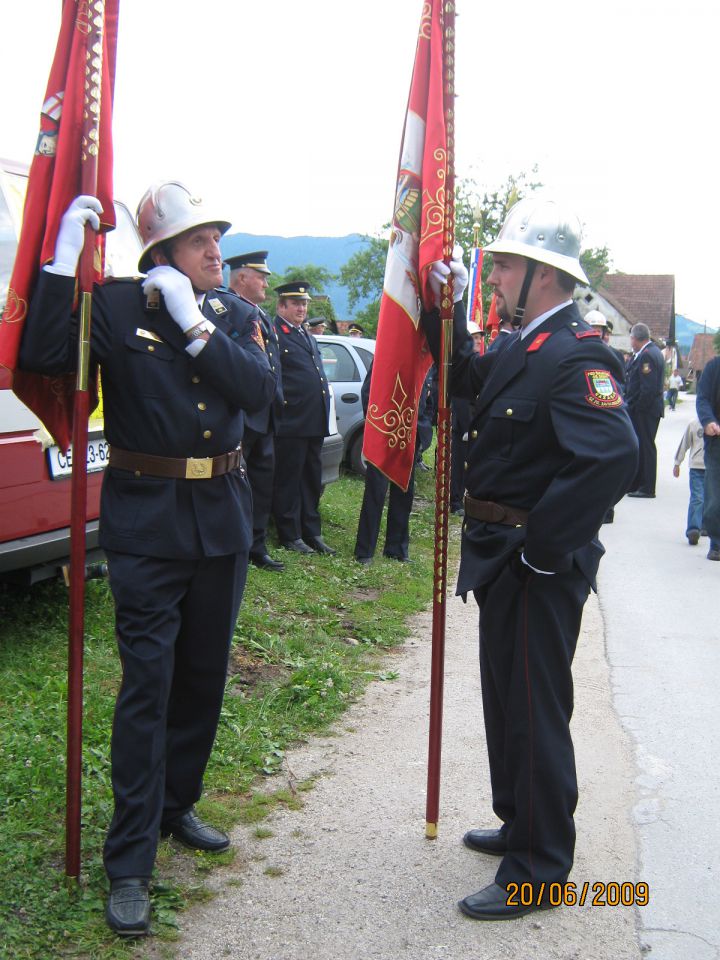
[47,437,110,479]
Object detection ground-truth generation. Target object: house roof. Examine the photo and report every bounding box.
[598,274,675,342]
[688,333,717,372]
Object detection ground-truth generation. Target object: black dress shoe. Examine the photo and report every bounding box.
[305,537,336,555]
[161,808,230,852]
[687,529,700,545]
[250,552,285,571]
[106,877,150,936]
[462,827,507,856]
[280,539,314,554]
[627,490,656,498]
[355,556,373,565]
[459,882,554,921]
[708,548,720,561]
[383,553,411,562]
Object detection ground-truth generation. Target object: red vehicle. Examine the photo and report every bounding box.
[0,158,142,583]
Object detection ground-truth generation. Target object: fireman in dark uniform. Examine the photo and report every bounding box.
[226,251,285,570]
[19,184,277,936]
[271,281,335,554]
[423,197,638,921]
[625,322,665,497]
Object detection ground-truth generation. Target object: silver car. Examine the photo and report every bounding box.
[316,335,376,475]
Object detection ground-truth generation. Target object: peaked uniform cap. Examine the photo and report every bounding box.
[275,280,312,299]
[225,251,271,274]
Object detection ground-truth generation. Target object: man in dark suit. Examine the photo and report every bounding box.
[423,197,638,921]
[20,184,277,936]
[226,252,285,571]
[271,281,335,555]
[354,359,427,562]
[625,322,665,497]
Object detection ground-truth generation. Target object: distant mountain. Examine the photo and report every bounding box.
[675,313,718,356]
[220,232,374,319]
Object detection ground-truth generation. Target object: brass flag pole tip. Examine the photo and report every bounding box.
[425,822,438,839]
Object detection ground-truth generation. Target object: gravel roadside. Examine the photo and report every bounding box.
[177,587,643,960]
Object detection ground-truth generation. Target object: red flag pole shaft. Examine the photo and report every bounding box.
[425,0,456,839]
[66,3,105,878]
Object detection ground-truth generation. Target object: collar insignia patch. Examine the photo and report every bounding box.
[585,369,622,408]
[526,332,552,353]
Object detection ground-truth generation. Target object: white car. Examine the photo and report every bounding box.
[315,334,375,475]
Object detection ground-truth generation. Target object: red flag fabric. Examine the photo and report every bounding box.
[363,0,449,490]
[0,0,119,451]
[486,292,500,337]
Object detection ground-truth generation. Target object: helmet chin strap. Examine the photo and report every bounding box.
[513,259,537,327]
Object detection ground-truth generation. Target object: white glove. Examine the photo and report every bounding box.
[428,244,468,304]
[49,195,103,277]
[142,265,201,333]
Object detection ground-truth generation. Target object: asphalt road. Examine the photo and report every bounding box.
[599,395,720,960]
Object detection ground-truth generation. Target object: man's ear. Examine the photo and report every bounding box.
[151,246,169,267]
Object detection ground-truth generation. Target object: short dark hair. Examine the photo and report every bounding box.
[555,268,578,294]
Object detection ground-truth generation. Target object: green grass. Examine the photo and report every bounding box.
[0,462,459,958]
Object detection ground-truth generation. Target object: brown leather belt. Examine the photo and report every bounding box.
[463,496,529,527]
[109,445,242,480]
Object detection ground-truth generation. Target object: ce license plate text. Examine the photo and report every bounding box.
[47,438,110,479]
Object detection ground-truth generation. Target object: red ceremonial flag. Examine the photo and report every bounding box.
[0,0,119,451]
[363,0,449,491]
[485,292,500,339]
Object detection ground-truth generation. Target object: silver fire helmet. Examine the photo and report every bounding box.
[584,309,608,327]
[136,181,231,273]
[485,197,589,284]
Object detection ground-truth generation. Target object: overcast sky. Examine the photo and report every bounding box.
[3,0,718,326]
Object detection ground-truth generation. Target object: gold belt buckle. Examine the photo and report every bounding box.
[185,457,214,480]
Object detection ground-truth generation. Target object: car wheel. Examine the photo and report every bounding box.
[349,432,367,477]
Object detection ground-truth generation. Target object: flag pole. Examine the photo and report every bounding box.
[425,0,456,840]
[66,0,107,879]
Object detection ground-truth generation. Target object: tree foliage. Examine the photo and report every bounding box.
[580,246,612,290]
[713,329,720,355]
[337,234,389,335]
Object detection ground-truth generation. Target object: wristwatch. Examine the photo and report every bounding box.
[186,320,210,340]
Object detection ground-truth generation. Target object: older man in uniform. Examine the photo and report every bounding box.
[272,281,335,554]
[20,183,276,936]
[424,197,638,920]
[625,322,665,497]
[226,251,285,571]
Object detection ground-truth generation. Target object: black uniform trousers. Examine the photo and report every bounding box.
[474,558,590,888]
[243,426,276,557]
[102,549,247,880]
[272,436,323,543]
[354,463,415,560]
[629,409,661,495]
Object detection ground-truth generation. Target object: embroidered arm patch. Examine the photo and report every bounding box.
[585,369,622,408]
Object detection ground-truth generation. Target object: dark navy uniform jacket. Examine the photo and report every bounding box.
[625,341,665,419]
[426,301,639,595]
[274,317,330,438]
[228,298,284,435]
[19,271,276,560]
